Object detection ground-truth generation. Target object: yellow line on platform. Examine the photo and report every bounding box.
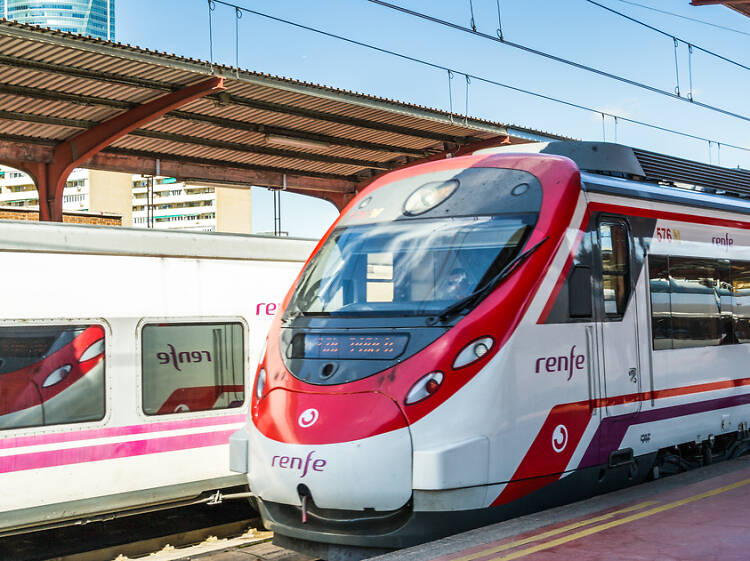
[485,475,750,560]
[449,501,657,561]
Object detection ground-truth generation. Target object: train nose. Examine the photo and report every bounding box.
[248,388,412,511]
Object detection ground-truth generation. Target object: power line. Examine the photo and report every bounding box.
[584,0,750,73]
[365,0,750,122]
[207,0,750,157]
[611,0,750,37]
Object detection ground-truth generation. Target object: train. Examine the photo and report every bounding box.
[229,141,750,559]
[0,220,314,535]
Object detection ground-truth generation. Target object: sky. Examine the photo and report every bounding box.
[115,0,750,238]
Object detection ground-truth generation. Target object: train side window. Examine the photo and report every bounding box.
[649,255,672,349]
[731,261,750,343]
[667,257,730,348]
[599,220,630,318]
[0,324,105,430]
[141,322,244,415]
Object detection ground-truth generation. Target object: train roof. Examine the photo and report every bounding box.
[0,220,316,261]
[477,141,750,217]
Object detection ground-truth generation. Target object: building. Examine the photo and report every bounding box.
[132,176,252,233]
[0,166,253,233]
[2,0,115,40]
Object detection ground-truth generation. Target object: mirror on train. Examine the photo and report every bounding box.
[569,265,593,318]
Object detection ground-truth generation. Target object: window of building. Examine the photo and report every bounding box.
[0,324,105,429]
[141,322,244,415]
[599,220,630,317]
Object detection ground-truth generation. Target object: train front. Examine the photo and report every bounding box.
[231,152,581,552]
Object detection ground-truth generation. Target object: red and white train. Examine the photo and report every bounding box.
[230,141,750,557]
[0,220,314,535]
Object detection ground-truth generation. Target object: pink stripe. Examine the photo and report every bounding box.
[0,414,246,450]
[0,429,237,474]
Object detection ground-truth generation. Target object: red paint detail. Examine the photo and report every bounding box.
[156,385,244,414]
[491,402,593,506]
[256,153,584,442]
[0,325,104,417]
[0,414,246,450]
[255,388,408,445]
[0,429,236,474]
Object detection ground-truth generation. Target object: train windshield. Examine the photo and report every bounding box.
[287,215,534,317]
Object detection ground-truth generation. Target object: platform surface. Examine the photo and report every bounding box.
[376,456,750,561]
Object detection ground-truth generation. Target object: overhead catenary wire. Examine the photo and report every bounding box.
[208,0,750,157]
[584,0,750,74]
[365,0,750,119]
[611,0,750,38]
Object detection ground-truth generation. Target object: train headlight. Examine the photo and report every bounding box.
[405,371,444,405]
[42,364,72,388]
[452,337,494,369]
[255,368,266,400]
[403,179,459,216]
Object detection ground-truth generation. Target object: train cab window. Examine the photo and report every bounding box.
[0,324,105,429]
[366,252,394,302]
[599,221,630,318]
[141,322,244,415]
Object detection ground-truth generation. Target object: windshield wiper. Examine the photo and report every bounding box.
[281,309,307,324]
[437,236,549,323]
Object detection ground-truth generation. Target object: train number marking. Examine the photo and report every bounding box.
[298,408,319,428]
[552,424,569,453]
[655,227,680,242]
[640,433,651,444]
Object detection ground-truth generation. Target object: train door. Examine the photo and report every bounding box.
[596,217,642,418]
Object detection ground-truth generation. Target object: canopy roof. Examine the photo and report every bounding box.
[0,19,564,208]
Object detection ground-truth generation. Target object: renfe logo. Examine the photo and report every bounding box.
[157,344,212,372]
[298,408,319,428]
[552,424,568,453]
[272,451,327,478]
[712,233,734,247]
[535,346,585,381]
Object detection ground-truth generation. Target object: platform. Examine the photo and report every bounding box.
[376,456,750,561]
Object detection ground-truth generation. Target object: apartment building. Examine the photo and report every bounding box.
[0,167,252,233]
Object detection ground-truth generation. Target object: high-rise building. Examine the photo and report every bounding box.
[2,0,115,41]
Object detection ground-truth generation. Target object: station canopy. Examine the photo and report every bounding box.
[0,19,564,214]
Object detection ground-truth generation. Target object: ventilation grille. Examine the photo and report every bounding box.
[633,148,750,197]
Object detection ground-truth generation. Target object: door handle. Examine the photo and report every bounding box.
[586,326,595,412]
[628,368,638,383]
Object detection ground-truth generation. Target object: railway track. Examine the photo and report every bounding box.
[0,502,267,561]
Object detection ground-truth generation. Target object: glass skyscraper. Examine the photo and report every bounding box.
[2,0,115,41]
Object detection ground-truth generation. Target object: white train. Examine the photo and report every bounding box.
[0,220,314,535]
[229,141,750,557]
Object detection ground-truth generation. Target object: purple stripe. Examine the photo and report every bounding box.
[579,392,750,467]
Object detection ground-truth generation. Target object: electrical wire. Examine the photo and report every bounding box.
[611,0,750,37]
[209,0,750,156]
[365,0,750,123]
[584,0,750,73]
